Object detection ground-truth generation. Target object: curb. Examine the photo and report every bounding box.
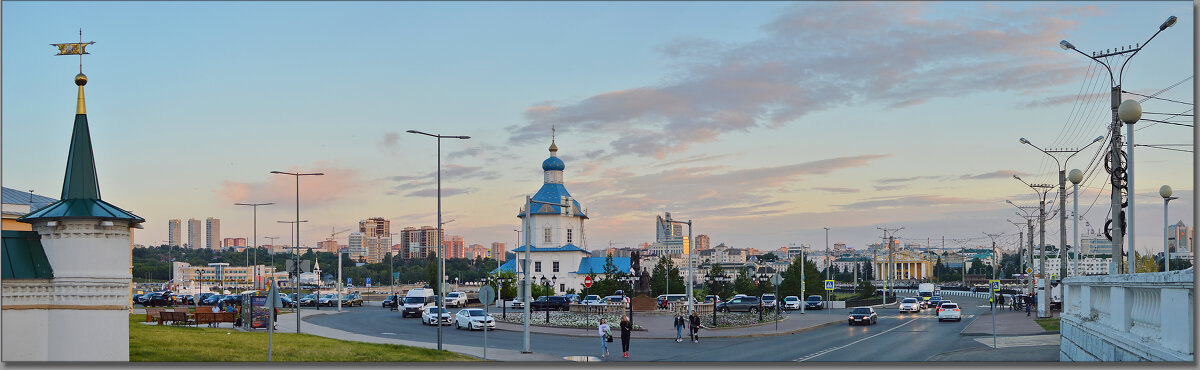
[960,331,1060,337]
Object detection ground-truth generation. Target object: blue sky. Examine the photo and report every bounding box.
[3,2,1193,256]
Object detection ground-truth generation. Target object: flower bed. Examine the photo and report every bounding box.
[706,311,785,328]
[494,312,645,330]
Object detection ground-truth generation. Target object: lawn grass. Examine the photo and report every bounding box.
[129,315,475,362]
[1034,318,1060,332]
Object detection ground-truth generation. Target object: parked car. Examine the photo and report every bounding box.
[805,295,824,310]
[422,307,453,326]
[339,292,364,307]
[201,294,225,306]
[445,292,468,308]
[602,295,626,305]
[218,295,242,307]
[454,308,496,331]
[299,294,320,307]
[278,293,296,308]
[656,294,688,308]
[899,298,922,313]
[196,293,215,304]
[531,296,571,311]
[580,295,603,305]
[318,293,338,307]
[782,296,801,310]
[563,294,580,303]
[761,294,778,308]
[848,307,878,326]
[704,295,721,303]
[937,302,962,321]
[716,296,762,313]
[146,291,174,306]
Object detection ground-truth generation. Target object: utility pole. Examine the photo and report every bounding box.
[984,233,1003,281]
[877,227,903,305]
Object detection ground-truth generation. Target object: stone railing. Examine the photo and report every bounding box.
[1059,269,1193,362]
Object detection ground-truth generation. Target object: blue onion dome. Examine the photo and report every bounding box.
[542,156,565,171]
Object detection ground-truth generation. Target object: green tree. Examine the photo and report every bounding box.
[857,280,877,297]
[425,258,440,295]
[733,266,757,296]
[649,256,685,297]
[706,263,731,300]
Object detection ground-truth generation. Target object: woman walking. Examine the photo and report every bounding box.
[689,311,702,343]
[619,315,632,358]
[673,313,685,342]
[598,318,611,359]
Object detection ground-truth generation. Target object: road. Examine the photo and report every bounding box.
[304,295,1016,361]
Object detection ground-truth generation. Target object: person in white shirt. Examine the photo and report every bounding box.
[598,318,611,359]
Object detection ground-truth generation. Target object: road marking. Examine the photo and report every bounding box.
[380,332,397,335]
[793,318,920,362]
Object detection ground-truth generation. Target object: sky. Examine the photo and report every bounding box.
[3,1,1194,257]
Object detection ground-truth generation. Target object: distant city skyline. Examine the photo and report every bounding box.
[3,2,1192,255]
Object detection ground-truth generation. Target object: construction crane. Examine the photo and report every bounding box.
[327,227,352,252]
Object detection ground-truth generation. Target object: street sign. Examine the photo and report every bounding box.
[366,277,372,286]
[347,278,352,285]
[771,274,783,285]
[478,285,496,306]
[300,260,311,273]
[824,280,835,291]
[393,272,400,281]
[1025,267,1033,274]
[989,280,1000,292]
[583,276,593,288]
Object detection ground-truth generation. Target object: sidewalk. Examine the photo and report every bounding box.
[491,310,847,339]
[960,309,1058,337]
[271,309,562,361]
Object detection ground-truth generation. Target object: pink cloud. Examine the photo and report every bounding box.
[214,161,368,207]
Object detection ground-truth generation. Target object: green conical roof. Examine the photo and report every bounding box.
[18,76,143,224]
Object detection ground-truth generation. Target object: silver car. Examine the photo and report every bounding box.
[899,298,921,313]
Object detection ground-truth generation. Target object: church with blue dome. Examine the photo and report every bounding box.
[494,130,630,294]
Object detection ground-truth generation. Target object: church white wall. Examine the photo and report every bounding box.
[47,309,128,361]
[32,220,133,279]
[2,308,49,361]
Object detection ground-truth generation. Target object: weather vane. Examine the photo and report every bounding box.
[50,29,95,73]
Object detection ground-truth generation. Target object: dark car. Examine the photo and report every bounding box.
[174,294,194,305]
[202,294,226,306]
[531,296,572,311]
[382,295,400,309]
[848,307,878,326]
[926,296,943,310]
[278,294,296,308]
[135,292,158,305]
[805,295,824,310]
[716,296,763,313]
[196,293,215,304]
[149,291,176,306]
[218,295,242,307]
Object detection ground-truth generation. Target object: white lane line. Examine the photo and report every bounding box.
[793,318,920,362]
[380,332,397,335]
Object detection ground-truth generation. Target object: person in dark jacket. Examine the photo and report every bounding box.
[689,312,702,343]
[619,315,632,358]
[673,313,685,342]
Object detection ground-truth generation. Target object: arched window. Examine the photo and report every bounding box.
[566,228,573,244]
[544,226,552,244]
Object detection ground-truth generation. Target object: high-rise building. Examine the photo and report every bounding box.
[465,244,487,260]
[205,217,220,249]
[1168,221,1193,253]
[653,212,688,256]
[223,237,247,248]
[357,217,393,264]
[400,226,442,259]
[1080,235,1114,255]
[491,242,507,261]
[444,235,465,259]
[187,218,202,249]
[695,234,710,251]
[168,219,182,247]
[348,232,366,261]
[317,240,338,253]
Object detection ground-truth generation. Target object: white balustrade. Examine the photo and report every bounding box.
[1060,269,1192,362]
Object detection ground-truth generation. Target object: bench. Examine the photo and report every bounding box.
[145,308,167,322]
[158,311,194,326]
[195,312,238,326]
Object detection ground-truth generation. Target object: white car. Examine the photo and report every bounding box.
[899,298,921,313]
[782,296,801,310]
[937,302,962,321]
[454,308,496,330]
[580,295,603,305]
[445,292,468,308]
[761,294,777,307]
[422,307,453,326]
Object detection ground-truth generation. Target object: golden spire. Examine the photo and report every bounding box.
[75,73,87,114]
[549,125,558,155]
[52,29,94,115]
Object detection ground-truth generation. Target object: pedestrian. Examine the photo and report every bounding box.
[619,315,632,358]
[673,313,685,343]
[689,311,702,343]
[210,303,221,327]
[597,318,611,359]
[1025,294,1032,316]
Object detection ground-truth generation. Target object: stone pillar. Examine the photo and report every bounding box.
[1160,288,1192,354]
[1110,286,1130,332]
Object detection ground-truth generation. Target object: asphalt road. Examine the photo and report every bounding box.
[305,295,1010,362]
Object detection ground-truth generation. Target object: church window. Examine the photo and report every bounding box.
[535,261,542,273]
[566,228,573,244]
[553,261,560,272]
[544,227,552,243]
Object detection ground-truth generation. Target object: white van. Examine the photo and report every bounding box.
[401,288,436,318]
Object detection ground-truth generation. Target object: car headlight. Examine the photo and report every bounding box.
[849,315,854,319]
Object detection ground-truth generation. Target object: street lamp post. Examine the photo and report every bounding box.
[235,202,274,289]
[518,196,570,354]
[406,130,469,351]
[1013,175,1054,318]
[1059,15,1177,275]
[271,170,323,334]
[1019,136,1103,284]
[1068,169,1084,276]
[1160,185,1178,272]
[824,227,830,283]
[664,218,695,315]
[276,219,307,328]
[1007,201,1039,294]
[877,227,903,306]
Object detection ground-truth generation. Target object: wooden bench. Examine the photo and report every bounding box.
[158,311,194,326]
[145,308,167,323]
[195,312,239,326]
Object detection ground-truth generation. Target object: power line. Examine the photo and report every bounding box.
[1121,91,1193,105]
[1134,144,1193,153]
[1137,118,1192,127]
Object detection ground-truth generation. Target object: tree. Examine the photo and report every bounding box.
[592,254,624,297]
[758,253,778,262]
[733,267,757,296]
[425,258,440,295]
[706,263,731,300]
[857,280,877,297]
[649,256,685,297]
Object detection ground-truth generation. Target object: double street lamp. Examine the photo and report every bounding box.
[406,129,469,351]
[271,170,323,334]
[1019,136,1103,284]
[1060,15,1177,276]
[235,202,274,289]
[704,273,729,325]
